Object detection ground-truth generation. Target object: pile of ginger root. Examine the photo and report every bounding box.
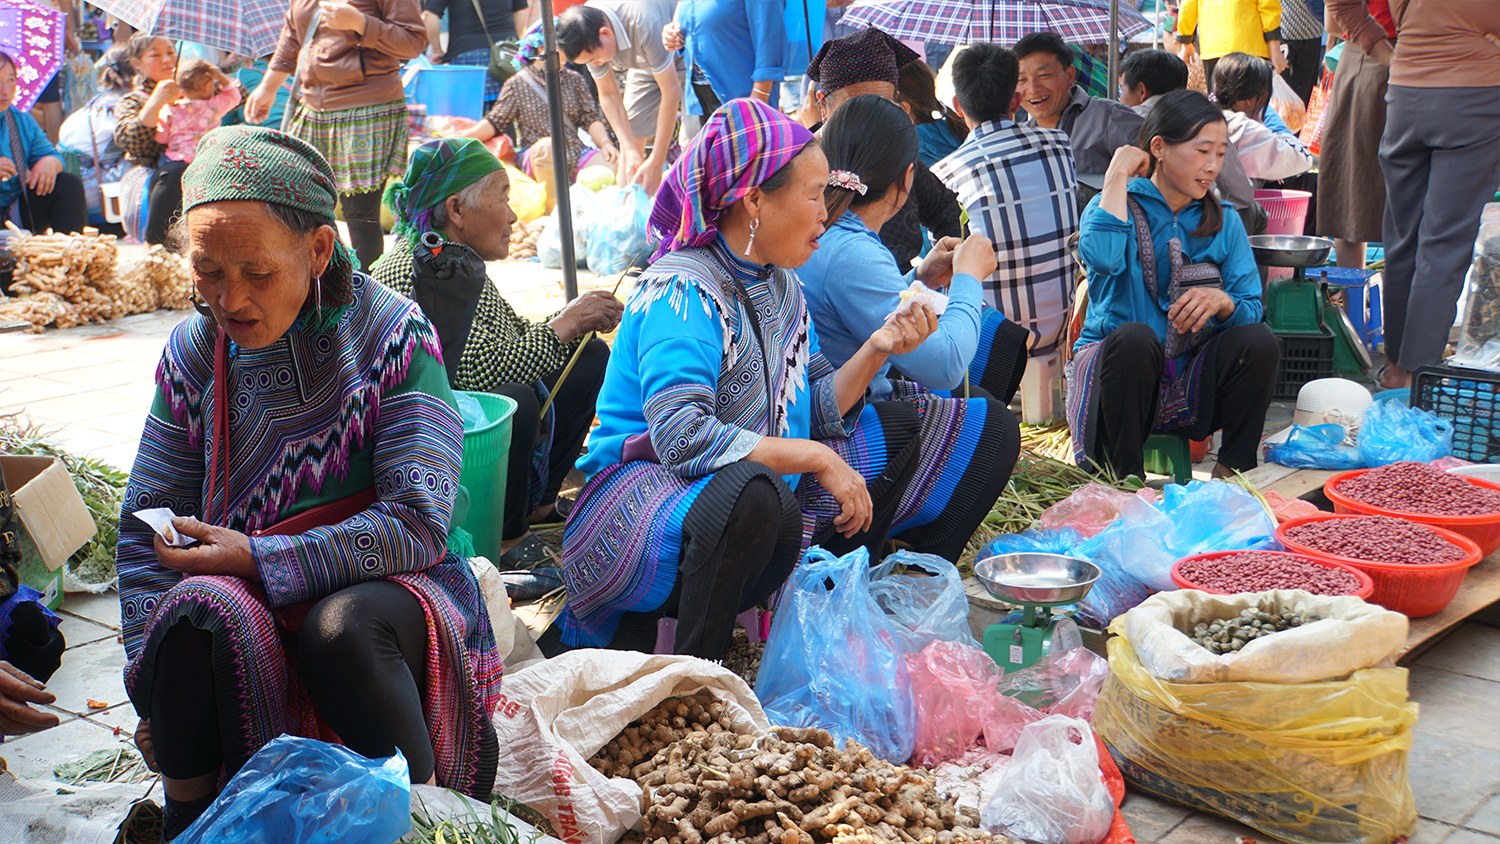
[590,696,1006,844]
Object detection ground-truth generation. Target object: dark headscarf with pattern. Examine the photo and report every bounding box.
[180,126,358,331]
[806,27,920,95]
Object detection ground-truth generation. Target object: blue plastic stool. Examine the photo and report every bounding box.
[1314,267,1383,352]
[1143,433,1193,484]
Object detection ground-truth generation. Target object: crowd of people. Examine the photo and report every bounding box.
[0,1,1496,840]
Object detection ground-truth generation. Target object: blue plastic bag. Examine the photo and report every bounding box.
[1266,423,1365,469]
[1359,398,1454,466]
[177,736,411,844]
[587,183,654,274]
[756,546,917,763]
[1078,481,1276,594]
[978,528,1149,630]
[868,550,979,654]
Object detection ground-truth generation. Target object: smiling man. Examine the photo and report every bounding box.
[1015,32,1144,178]
[556,1,683,195]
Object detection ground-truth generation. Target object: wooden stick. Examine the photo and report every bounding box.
[537,268,631,418]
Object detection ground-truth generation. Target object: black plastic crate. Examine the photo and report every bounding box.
[1273,329,1336,402]
[1413,364,1500,464]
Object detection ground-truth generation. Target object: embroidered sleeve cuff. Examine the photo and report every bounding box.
[811,375,860,439]
[251,534,308,607]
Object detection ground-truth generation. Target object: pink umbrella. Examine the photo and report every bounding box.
[0,0,66,113]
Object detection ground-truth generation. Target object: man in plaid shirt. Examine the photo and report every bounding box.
[932,43,1079,358]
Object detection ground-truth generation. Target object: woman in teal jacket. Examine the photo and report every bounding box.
[1067,89,1278,480]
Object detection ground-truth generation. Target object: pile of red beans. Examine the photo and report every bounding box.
[1336,462,1500,515]
[1177,552,1365,595]
[1282,515,1468,565]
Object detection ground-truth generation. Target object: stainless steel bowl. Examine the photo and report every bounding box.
[1249,234,1335,269]
[974,553,1102,605]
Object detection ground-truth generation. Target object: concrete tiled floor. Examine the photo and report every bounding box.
[3,257,1499,843]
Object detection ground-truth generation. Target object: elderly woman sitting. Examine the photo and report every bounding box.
[118,127,500,841]
[372,138,623,570]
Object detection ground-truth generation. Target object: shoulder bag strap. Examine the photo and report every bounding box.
[208,327,229,527]
[1126,197,1158,302]
[467,0,500,57]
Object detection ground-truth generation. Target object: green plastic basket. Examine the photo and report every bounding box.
[457,391,516,564]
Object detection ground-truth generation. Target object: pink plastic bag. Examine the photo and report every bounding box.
[1038,484,1158,538]
[994,646,1112,722]
[906,641,1002,767]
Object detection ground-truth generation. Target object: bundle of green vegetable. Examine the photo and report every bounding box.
[1,413,128,586]
[406,793,546,844]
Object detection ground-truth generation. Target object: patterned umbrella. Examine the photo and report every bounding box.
[0,0,67,113]
[840,0,1151,47]
[89,0,287,59]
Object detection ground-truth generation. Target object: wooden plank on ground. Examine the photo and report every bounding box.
[1398,551,1500,662]
[1242,462,1299,489]
[0,319,30,334]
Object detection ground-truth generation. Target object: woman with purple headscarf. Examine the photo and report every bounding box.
[540,99,942,662]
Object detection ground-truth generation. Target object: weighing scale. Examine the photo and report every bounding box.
[1253,235,1373,378]
[974,553,1101,674]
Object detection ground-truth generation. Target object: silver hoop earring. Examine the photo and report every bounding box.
[745,218,759,257]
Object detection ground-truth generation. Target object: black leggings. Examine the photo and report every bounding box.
[340,189,385,272]
[149,580,433,783]
[3,600,64,683]
[144,158,187,245]
[17,171,87,235]
[1091,322,1280,478]
[491,338,610,541]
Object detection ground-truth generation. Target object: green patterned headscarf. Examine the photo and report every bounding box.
[382,138,502,245]
[180,125,358,331]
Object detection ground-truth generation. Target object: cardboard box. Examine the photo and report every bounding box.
[2,455,97,609]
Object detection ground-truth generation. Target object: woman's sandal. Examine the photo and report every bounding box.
[496,533,556,571]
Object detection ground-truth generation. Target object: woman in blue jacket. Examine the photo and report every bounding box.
[664,0,785,118]
[0,54,86,234]
[1067,89,1279,480]
[799,95,1021,563]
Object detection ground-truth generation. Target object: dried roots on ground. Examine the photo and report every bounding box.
[591,697,1006,844]
[0,230,192,331]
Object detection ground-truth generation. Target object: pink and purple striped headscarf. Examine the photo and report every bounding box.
[649,98,815,262]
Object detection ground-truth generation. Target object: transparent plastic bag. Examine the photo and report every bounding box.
[994,645,1111,722]
[906,640,1000,767]
[979,715,1116,844]
[177,736,410,844]
[1038,483,1157,539]
[1093,635,1418,844]
[1266,423,1365,470]
[868,549,979,654]
[539,184,599,268]
[586,183,654,275]
[1269,72,1307,132]
[755,546,917,763]
[1358,399,1453,466]
[1077,481,1276,594]
[1452,210,1500,369]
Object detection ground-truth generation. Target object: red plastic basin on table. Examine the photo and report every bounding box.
[1323,468,1500,557]
[1171,550,1375,600]
[1275,514,1482,617]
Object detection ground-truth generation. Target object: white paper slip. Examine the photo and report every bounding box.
[133,508,198,547]
[889,280,949,319]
